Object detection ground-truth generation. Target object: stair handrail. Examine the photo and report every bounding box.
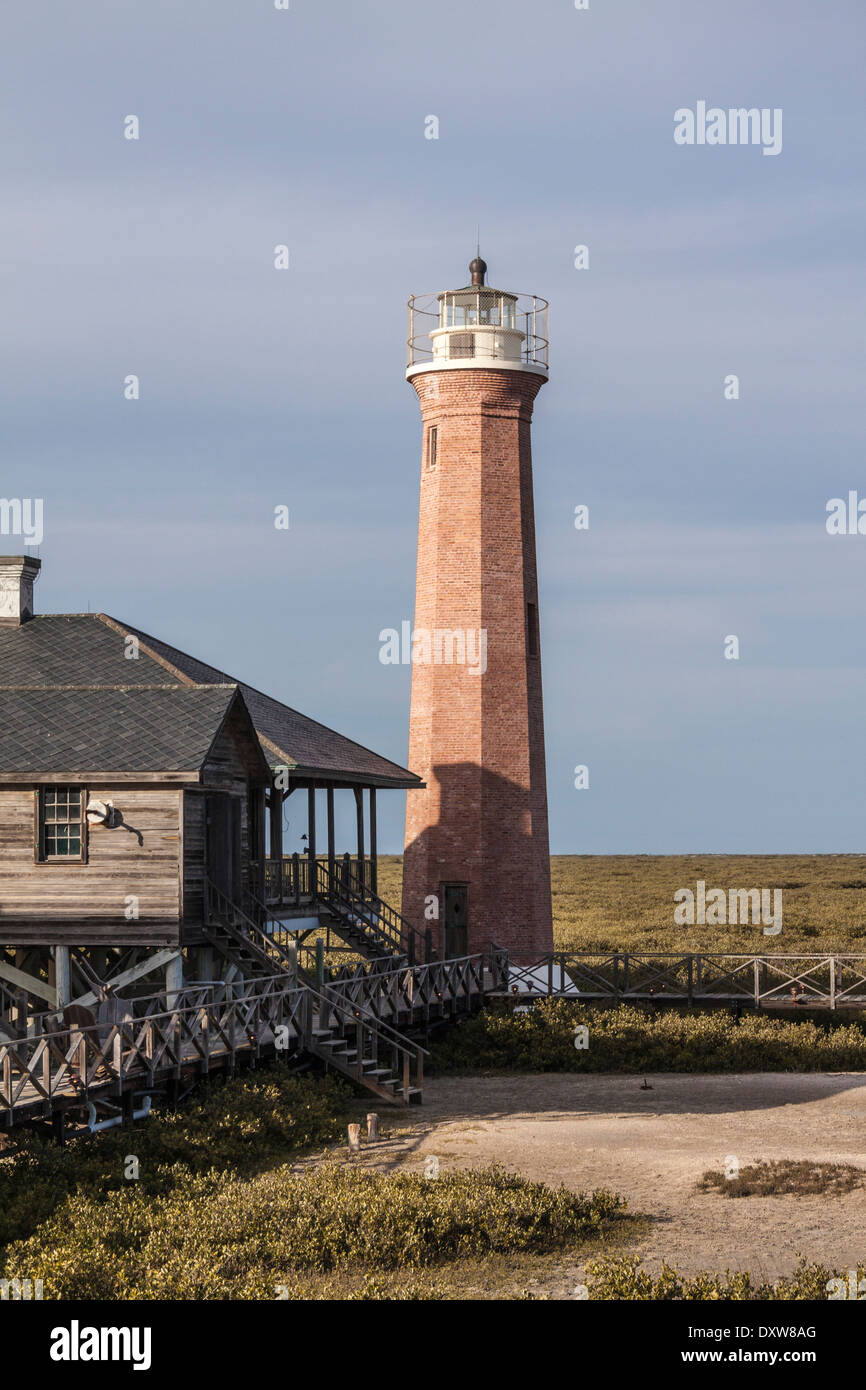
[305,978,430,1060]
[241,885,435,1043]
[304,976,429,1103]
[240,886,318,983]
[316,858,431,963]
[204,880,291,978]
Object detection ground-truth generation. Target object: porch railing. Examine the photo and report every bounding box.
[252,854,375,905]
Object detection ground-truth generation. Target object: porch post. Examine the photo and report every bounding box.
[369,787,377,896]
[165,952,183,1010]
[256,786,267,902]
[13,949,28,1032]
[307,785,317,895]
[354,786,365,888]
[326,786,335,881]
[269,787,283,901]
[197,946,214,983]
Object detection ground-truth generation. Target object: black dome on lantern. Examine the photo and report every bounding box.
[468,256,487,286]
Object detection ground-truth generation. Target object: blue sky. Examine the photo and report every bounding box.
[2,0,865,853]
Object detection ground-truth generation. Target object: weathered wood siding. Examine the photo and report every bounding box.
[184,704,268,934]
[0,704,269,948]
[202,701,262,793]
[0,785,182,946]
[182,790,206,928]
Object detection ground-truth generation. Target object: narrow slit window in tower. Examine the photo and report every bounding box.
[527,602,539,658]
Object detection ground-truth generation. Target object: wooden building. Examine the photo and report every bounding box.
[0,555,423,1032]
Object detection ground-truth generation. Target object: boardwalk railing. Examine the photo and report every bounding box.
[0,968,428,1128]
[493,951,866,1009]
[0,974,309,1124]
[19,944,862,1130]
[2,981,244,1048]
[321,953,489,1021]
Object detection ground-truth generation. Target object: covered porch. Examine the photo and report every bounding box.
[255,779,382,909]
[249,775,432,964]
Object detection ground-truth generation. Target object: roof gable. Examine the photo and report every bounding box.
[112,618,420,787]
[0,613,420,787]
[0,685,241,776]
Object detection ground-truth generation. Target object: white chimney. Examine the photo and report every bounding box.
[0,555,41,628]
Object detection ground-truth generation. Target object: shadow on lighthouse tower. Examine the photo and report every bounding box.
[401,256,554,959]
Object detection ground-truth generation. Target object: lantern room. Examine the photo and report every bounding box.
[406,257,549,379]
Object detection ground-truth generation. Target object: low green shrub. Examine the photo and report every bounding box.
[0,1069,350,1252]
[586,1254,860,1301]
[432,1000,866,1073]
[1,1164,626,1299]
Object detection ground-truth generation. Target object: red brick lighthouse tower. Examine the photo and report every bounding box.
[401,257,553,958]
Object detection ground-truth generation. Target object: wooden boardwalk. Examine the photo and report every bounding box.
[4,949,863,1134]
[0,957,490,1132]
[494,950,866,1009]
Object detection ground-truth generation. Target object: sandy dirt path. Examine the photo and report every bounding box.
[358,1073,866,1284]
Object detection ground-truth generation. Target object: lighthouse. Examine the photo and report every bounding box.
[401,256,554,959]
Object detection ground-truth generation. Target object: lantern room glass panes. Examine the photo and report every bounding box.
[442,292,517,330]
[41,786,83,858]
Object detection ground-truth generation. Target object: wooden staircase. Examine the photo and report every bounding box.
[308,998,423,1105]
[314,860,431,964]
[204,881,425,1104]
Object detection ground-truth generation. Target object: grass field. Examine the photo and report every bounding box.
[377,854,866,954]
[0,1072,636,1300]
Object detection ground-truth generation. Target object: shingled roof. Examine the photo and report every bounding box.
[0,613,420,788]
[0,685,250,777]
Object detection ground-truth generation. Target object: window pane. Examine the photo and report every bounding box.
[41,786,82,856]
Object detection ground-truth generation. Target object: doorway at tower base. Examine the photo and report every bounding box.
[401,758,555,960]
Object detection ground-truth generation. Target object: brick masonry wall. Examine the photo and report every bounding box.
[401,368,554,956]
